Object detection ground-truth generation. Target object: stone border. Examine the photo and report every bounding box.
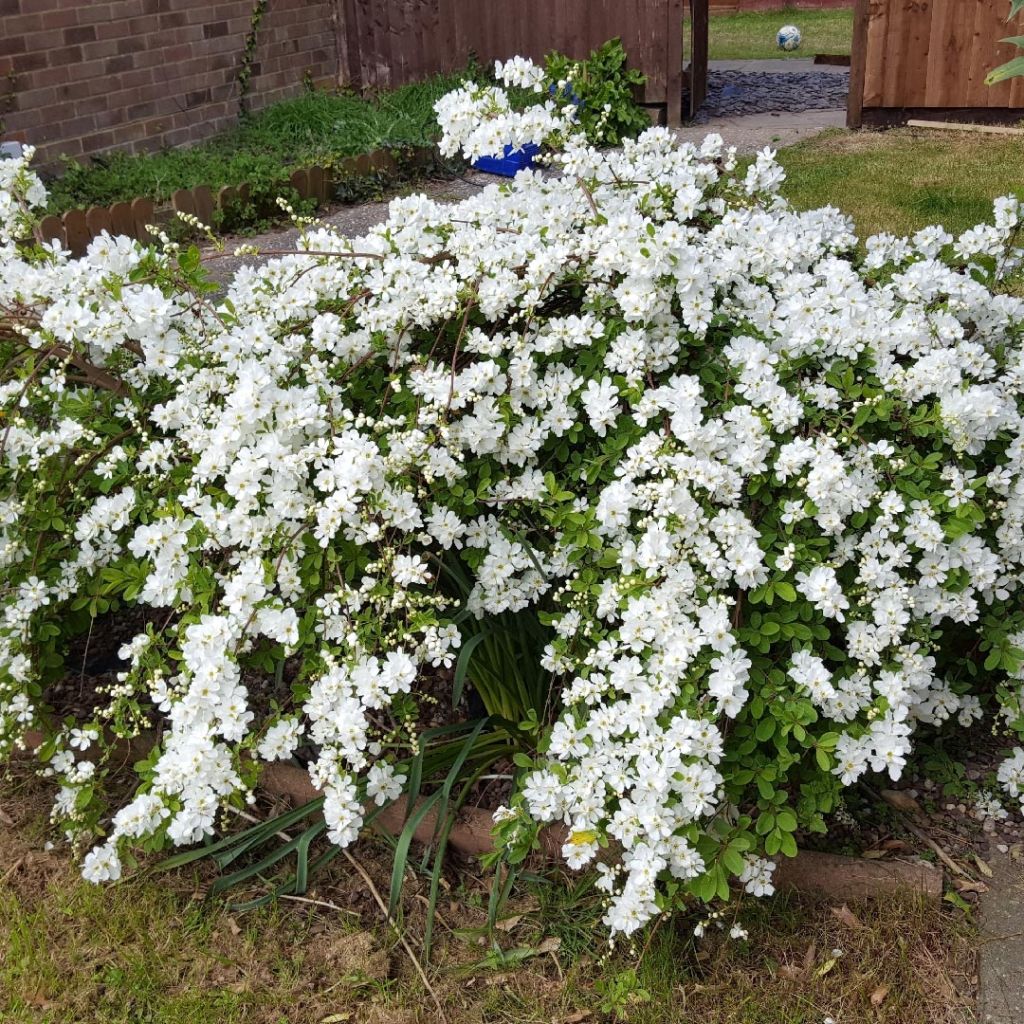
[260,761,942,900]
[17,723,942,902]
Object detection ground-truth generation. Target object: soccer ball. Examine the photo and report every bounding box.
[777,25,802,51]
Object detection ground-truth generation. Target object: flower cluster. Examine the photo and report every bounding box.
[2,61,1024,936]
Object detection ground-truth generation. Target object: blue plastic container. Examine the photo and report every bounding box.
[472,142,540,177]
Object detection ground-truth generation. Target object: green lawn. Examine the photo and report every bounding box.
[775,127,1024,239]
[44,72,469,217]
[688,6,854,61]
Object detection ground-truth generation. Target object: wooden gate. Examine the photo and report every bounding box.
[336,0,689,125]
[848,0,1024,126]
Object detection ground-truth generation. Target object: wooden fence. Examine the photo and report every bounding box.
[337,0,688,125]
[848,0,1024,126]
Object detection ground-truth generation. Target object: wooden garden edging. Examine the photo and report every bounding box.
[34,147,430,258]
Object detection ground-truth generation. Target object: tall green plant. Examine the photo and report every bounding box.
[545,39,649,146]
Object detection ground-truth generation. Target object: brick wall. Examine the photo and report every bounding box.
[0,0,338,171]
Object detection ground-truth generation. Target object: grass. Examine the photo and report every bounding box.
[692,6,854,61]
[44,72,470,216]
[1,772,977,1024]
[775,127,1024,239]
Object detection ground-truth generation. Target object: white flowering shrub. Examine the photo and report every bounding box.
[3,64,1024,936]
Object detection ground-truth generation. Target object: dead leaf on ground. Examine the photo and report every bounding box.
[974,855,994,878]
[831,904,866,931]
[880,789,923,815]
[562,1012,593,1023]
[953,878,988,894]
[779,939,816,981]
[803,939,817,974]
[881,838,907,850]
[871,983,890,1007]
[494,915,522,932]
[538,935,561,954]
[0,806,14,826]
[862,849,889,859]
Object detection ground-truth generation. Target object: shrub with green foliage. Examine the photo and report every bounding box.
[3,62,1024,948]
[544,39,650,147]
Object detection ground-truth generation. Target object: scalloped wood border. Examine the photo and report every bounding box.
[35,147,433,258]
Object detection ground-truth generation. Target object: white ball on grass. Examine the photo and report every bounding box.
[777,25,802,52]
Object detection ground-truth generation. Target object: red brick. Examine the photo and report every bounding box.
[64,24,97,44]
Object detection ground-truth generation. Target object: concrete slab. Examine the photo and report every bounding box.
[673,108,847,154]
[978,852,1024,1024]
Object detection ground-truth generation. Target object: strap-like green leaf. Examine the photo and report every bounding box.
[986,54,1024,84]
[452,628,491,707]
[387,790,442,920]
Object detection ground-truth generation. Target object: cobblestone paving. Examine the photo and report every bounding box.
[693,68,849,123]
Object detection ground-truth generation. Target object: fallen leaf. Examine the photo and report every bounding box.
[871,983,890,1007]
[494,915,521,932]
[880,789,923,815]
[226,916,241,936]
[815,956,839,978]
[862,849,888,859]
[779,964,806,982]
[802,939,817,973]
[320,1015,352,1024]
[881,838,907,851]
[0,806,14,826]
[974,855,994,878]
[538,936,562,954]
[562,1012,592,1023]
[831,904,866,931]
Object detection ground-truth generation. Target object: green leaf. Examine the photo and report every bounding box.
[452,629,491,708]
[986,55,1024,84]
[722,846,747,876]
[775,809,798,832]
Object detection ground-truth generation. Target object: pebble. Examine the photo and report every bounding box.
[998,843,1010,854]
[693,69,849,123]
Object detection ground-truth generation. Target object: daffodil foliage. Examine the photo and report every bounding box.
[3,59,1024,937]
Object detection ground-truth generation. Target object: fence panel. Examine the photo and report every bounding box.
[341,0,685,119]
[850,0,1024,126]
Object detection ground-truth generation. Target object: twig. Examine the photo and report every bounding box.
[201,247,386,262]
[341,848,448,1022]
[0,856,24,887]
[226,805,294,844]
[903,820,969,877]
[277,893,360,917]
[866,786,968,877]
[577,176,601,220]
